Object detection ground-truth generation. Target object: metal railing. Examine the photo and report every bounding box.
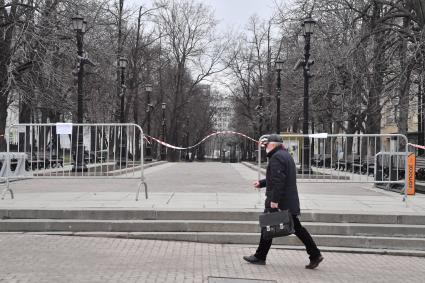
[2,123,148,200]
[0,177,12,200]
[258,133,409,197]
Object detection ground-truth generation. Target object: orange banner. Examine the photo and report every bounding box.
[407,153,416,195]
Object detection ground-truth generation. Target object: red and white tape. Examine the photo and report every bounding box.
[408,143,425,150]
[145,131,258,150]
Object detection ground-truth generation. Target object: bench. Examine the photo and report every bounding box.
[334,155,360,171]
[360,157,376,175]
[311,154,332,168]
[415,156,425,180]
[348,156,376,175]
[26,153,49,170]
[86,151,108,163]
[72,151,107,164]
[48,154,64,168]
[311,154,324,167]
[25,152,64,170]
[375,155,406,180]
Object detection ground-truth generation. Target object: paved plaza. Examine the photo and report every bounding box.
[1,162,425,214]
[0,234,425,283]
[1,162,425,282]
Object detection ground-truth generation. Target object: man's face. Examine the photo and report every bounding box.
[265,142,277,152]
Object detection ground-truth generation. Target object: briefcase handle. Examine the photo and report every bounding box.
[265,208,283,213]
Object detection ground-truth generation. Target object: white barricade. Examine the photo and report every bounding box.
[3,123,148,201]
[0,152,29,178]
[257,133,409,198]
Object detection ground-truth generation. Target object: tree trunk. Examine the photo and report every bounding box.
[365,1,385,140]
[397,16,413,136]
[0,4,14,152]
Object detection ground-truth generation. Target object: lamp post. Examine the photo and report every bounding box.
[118,57,128,122]
[161,102,166,160]
[185,115,190,161]
[145,84,153,161]
[418,80,424,155]
[258,85,264,136]
[71,15,87,172]
[301,17,316,174]
[275,59,284,134]
[118,56,128,165]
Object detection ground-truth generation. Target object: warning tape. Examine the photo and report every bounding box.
[143,136,150,144]
[145,131,258,150]
[408,143,425,150]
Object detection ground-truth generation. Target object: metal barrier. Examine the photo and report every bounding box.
[3,123,148,200]
[0,177,12,200]
[258,133,409,197]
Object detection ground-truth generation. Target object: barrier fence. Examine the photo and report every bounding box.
[1,123,148,200]
[258,133,410,199]
[0,126,416,202]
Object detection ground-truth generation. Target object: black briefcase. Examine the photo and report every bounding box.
[259,209,295,240]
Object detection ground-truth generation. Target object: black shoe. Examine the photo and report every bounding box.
[243,255,266,265]
[305,255,324,269]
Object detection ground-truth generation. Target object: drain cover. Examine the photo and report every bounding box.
[208,277,277,283]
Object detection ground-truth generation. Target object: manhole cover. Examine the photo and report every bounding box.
[208,277,277,283]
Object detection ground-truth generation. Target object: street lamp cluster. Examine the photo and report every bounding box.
[71,15,167,164]
[70,15,315,165]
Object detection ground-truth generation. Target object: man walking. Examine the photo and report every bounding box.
[243,134,323,269]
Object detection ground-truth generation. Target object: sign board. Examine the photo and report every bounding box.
[407,153,416,195]
[56,123,73,135]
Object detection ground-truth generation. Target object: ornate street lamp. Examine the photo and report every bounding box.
[300,17,316,174]
[160,103,167,160]
[145,84,153,161]
[118,56,128,165]
[303,17,316,34]
[256,85,264,138]
[117,57,128,125]
[275,58,285,134]
[185,115,190,161]
[258,85,264,95]
[71,15,87,172]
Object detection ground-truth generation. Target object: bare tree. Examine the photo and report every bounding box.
[154,0,225,151]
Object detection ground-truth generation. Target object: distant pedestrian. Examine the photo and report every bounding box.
[243,134,324,269]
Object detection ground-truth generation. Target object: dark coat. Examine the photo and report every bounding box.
[259,146,300,215]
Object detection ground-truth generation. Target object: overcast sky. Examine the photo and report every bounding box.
[128,0,279,30]
[202,0,277,29]
[126,0,287,92]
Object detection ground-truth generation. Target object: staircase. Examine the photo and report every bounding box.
[1,209,425,256]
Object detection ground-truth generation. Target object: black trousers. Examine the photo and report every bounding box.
[255,213,321,261]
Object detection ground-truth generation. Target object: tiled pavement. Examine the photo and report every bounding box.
[2,162,425,282]
[0,234,424,283]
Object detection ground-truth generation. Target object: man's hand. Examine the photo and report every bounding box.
[270,202,278,209]
[253,181,260,189]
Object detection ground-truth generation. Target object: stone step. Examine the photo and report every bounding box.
[2,209,425,225]
[1,219,425,238]
[27,231,425,251]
